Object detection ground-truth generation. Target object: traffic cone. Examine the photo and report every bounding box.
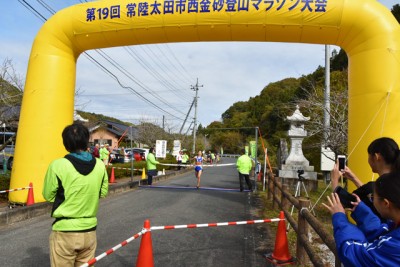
[109,167,116,183]
[136,220,154,267]
[26,182,35,206]
[264,211,296,265]
[142,168,146,179]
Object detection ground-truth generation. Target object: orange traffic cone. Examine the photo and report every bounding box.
[26,182,35,206]
[136,220,154,267]
[109,167,116,183]
[264,211,296,265]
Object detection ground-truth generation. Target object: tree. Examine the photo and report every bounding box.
[297,70,348,158]
[330,49,348,72]
[0,58,24,130]
[392,4,400,23]
[209,131,244,154]
[136,121,168,147]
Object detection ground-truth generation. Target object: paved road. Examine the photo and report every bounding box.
[0,158,274,266]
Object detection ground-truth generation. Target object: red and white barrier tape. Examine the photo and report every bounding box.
[159,163,235,167]
[150,218,281,231]
[80,228,147,267]
[0,186,31,194]
[109,167,142,171]
[81,217,281,266]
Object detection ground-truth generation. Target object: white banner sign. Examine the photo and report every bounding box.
[172,140,181,156]
[156,140,167,158]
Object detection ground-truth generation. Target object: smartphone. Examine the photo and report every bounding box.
[334,186,356,208]
[338,155,346,171]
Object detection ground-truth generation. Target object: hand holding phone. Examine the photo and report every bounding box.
[337,155,346,171]
[334,186,356,208]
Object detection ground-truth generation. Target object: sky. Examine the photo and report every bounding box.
[0,0,397,133]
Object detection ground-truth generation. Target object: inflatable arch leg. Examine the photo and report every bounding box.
[10,0,400,202]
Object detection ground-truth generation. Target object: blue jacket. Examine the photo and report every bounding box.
[332,202,400,267]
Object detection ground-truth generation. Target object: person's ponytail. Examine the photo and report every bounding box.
[367,137,400,171]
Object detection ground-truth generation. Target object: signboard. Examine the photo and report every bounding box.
[172,140,181,156]
[156,140,167,158]
[249,141,256,158]
[321,146,335,171]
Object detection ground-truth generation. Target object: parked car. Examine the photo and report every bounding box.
[131,148,148,160]
[130,148,147,161]
[110,148,133,163]
[0,145,15,170]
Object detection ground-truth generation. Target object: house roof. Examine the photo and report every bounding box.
[90,120,138,140]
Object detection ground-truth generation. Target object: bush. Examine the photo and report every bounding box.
[0,172,11,201]
[108,156,181,179]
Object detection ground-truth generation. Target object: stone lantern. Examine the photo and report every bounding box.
[279,105,317,190]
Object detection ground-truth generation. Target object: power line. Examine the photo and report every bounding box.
[93,49,187,116]
[18,0,47,21]
[123,46,193,103]
[20,0,195,123]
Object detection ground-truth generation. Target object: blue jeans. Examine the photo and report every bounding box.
[147,169,157,185]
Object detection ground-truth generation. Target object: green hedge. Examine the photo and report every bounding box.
[0,172,11,201]
[107,156,180,179]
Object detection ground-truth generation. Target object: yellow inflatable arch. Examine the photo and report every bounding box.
[10,0,400,203]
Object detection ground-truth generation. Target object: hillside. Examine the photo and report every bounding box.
[202,49,350,170]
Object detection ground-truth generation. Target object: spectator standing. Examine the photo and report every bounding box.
[331,137,400,219]
[146,147,159,185]
[92,143,100,158]
[211,152,216,164]
[236,149,253,192]
[181,151,189,167]
[99,144,105,162]
[176,151,183,170]
[42,123,108,267]
[323,172,400,266]
[119,147,125,157]
[106,144,112,164]
[100,144,110,165]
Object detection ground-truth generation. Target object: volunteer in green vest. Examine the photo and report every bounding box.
[146,147,159,185]
[42,123,108,266]
[181,151,189,167]
[99,144,110,165]
[236,149,254,192]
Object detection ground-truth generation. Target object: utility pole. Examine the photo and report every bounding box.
[179,98,195,135]
[321,44,333,183]
[324,45,331,145]
[191,78,203,155]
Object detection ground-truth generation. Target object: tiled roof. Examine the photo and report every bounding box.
[96,120,138,140]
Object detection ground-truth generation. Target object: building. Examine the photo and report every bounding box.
[89,120,140,149]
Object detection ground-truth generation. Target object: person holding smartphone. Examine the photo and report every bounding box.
[331,137,400,218]
[323,172,400,266]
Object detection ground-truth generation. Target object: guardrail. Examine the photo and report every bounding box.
[266,172,341,267]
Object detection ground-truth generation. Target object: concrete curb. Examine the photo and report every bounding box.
[0,168,192,227]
